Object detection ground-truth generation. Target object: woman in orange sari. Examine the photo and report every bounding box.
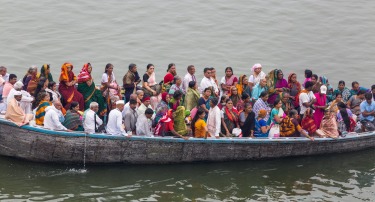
[58,63,85,111]
[23,65,39,95]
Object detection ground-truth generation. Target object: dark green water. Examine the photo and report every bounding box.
[0,149,373,201]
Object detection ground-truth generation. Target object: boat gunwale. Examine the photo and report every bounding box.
[1,118,374,144]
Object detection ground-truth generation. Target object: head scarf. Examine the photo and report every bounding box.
[59,63,74,82]
[40,64,54,82]
[161,92,169,103]
[77,63,92,83]
[252,63,262,73]
[258,109,267,118]
[266,69,278,93]
[143,96,151,102]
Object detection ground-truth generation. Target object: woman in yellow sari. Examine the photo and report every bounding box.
[35,92,52,125]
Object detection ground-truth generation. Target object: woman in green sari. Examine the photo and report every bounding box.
[184,81,200,111]
[77,63,107,117]
[40,64,54,84]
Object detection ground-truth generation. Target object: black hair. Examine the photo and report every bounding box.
[241,93,250,100]
[365,92,372,100]
[145,108,154,115]
[305,69,312,78]
[173,90,183,99]
[33,91,48,110]
[203,67,210,73]
[9,74,17,80]
[220,95,227,103]
[335,92,342,98]
[305,81,314,89]
[191,107,205,136]
[204,87,212,93]
[358,89,366,96]
[167,63,175,72]
[208,67,215,71]
[338,102,350,131]
[225,67,233,73]
[70,101,79,110]
[129,63,136,71]
[33,77,47,99]
[210,97,218,106]
[48,81,56,89]
[226,98,233,104]
[352,81,359,88]
[260,91,268,98]
[273,98,281,107]
[187,65,194,71]
[312,74,318,80]
[338,80,345,86]
[188,81,196,88]
[146,64,154,70]
[105,63,113,73]
[129,99,137,105]
[371,85,375,91]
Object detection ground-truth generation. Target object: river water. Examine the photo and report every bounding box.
[1,0,374,201]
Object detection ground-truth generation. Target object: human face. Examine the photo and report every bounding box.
[144,100,151,106]
[199,112,206,119]
[311,77,317,84]
[291,74,297,83]
[146,113,153,119]
[132,66,138,73]
[74,104,80,111]
[255,67,262,74]
[130,103,137,110]
[277,71,283,80]
[9,77,17,85]
[43,81,48,90]
[335,94,342,102]
[14,95,22,102]
[67,66,72,72]
[176,79,182,86]
[260,79,267,87]
[43,94,50,101]
[107,66,113,74]
[0,68,6,76]
[88,65,92,73]
[353,84,359,91]
[245,96,251,103]
[226,101,233,109]
[276,101,282,108]
[204,70,211,78]
[242,76,248,85]
[169,65,176,75]
[91,105,99,112]
[261,95,269,102]
[54,102,63,110]
[225,69,233,77]
[231,87,238,95]
[282,94,289,103]
[338,83,345,91]
[138,93,144,101]
[246,105,252,113]
[148,66,155,74]
[188,67,195,75]
[165,94,170,103]
[45,67,50,74]
[118,104,125,112]
[211,69,216,76]
[358,94,365,99]
[204,89,211,97]
[52,84,57,91]
[366,98,372,105]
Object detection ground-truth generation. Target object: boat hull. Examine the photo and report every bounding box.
[0,119,374,164]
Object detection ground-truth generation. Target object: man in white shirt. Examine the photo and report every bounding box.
[8,81,34,114]
[83,102,103,134]
[136,108,154,136]
[200,68,219,96]
[137,96,152,116]
[44,101,70,131]
[299,81,316,117]
[107,100,129,136]
[207,97,221,138]
[182,65,196,93]
[0,66,9,102]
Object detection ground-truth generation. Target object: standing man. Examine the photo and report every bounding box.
[107,100,129,136]
[182,65,196,93]
[299,81,316,120]
[124,99,138,134]
[0,66,9,102]
[123,63,141,103]
[200,68,219,96]
[207,97,221,138]
[136,108,154,136]
[83,102,103,134]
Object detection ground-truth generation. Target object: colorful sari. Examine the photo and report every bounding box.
[319,113,339,138]
[77,63,107,116]
[333,87,351,103]
[40,64,54,83]
[221,107,239,135]
[301,114,317,135]
[287,73,301,108]
[26,76,39,95]
[173,106,188,135]
[222,75,238,95]
[58,63,85,111]
[267,69,288,104]
[279,92,292,115]
[184,87,200,111]
[153,93,170,127]
[63,109,83,131]
[101,72,120,111]
[313,92,327,128]
[35,100,51,125]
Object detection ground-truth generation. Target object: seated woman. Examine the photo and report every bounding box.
[184,81,200,111]
[254,109,269,137]
[191,108,208,138]
[101,63,121,111]
[221,99,240,137]
[333,80,351,103]
[317,110,339,138]
[5,92,33,126]
[23,65,39,95]
[169,76,185,95]
[35,92,52,125]
[229,86,241,107]
[236,74,251,97]
[236,93,251,112]
[347,89,366,116]
[287,73,302,110]
[45,81,62,103]
[58,63,85,111]
[40,64,54,84]
[301,108,320,137]
[280,109,314,140]
[153,92,170,126]
[217,95,228,110]
[169,90,183,111]
[239,103,255,137]
[336,102,356,134]
[142,64,160,97]
[220,67,238,95]
[63,101,83,131]
[163,63,176,93]
[78,63,106,116]
[328,92,342,113]
[267,69,288,104]
[154,110,189,140]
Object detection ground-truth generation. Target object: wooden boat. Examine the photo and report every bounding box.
[0,118,374,164]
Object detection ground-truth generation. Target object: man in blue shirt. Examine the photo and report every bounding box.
[360,92,375,131]
[251,78,267,101]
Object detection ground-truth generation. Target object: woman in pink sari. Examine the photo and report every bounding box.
[58,63,84,111]
[267,69,288,104]
[220,67,238,95]
[101,63,121,111]
[313,85,328,128]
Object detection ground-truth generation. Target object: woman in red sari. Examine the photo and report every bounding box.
[220,67,238,95]
[58,63,84,111]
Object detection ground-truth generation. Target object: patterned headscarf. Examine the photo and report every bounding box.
[77,63,92,83]
[40,64,54,82]
[59,62,74,82]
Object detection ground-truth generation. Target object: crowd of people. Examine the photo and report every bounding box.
[1,63,374,139]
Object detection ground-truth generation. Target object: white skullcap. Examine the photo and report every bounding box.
[116,100,125,105]
[14,81,24,89]
[14,91,22,96]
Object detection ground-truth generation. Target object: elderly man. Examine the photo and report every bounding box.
[44,101,70,131]
[122,63,141,103]
[251,78,267,101]
[5,91,33,126]
[136,108,154,136]
[107,100,129,136]
[0,66,9,102]
[200,67,219,96]
[182,65,196,92]
[137,96,152,116]
[8,81,34,114]
[124,99,138,134]
[83,102,103,134]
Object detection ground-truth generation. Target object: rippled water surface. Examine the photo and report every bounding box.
[1,0,375,201]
